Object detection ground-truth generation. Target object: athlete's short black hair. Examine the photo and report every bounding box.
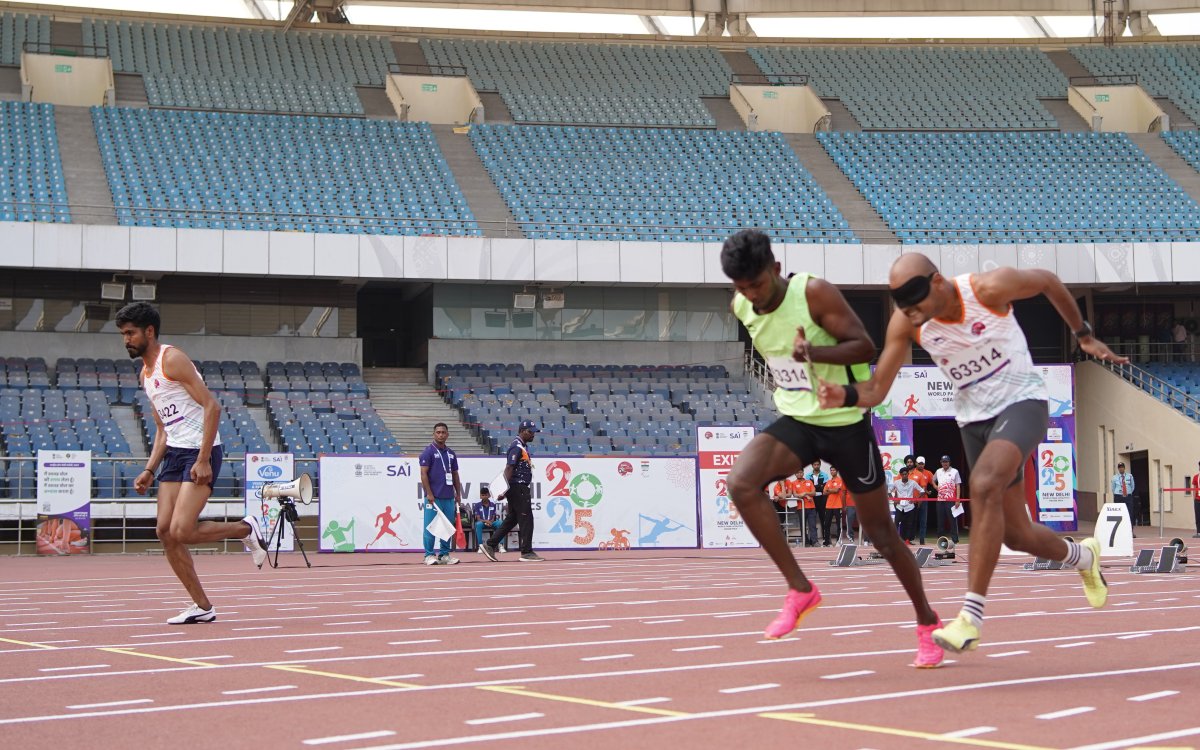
[434,422,449,431]
[115,302,161,337]
[721,229,775,282]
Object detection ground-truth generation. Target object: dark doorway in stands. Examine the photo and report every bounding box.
[912,418,971,531]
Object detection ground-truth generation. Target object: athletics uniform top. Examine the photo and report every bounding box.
[918,274,1047,426]
[733,273,871,427]
[142,344,220,450]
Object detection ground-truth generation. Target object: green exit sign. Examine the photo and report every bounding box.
[421,83,438,92]
[1095,94,1110,102]
[763,90,778,99]
[54,64,72,73]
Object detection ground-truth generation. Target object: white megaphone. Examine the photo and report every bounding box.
[261,473,314,505]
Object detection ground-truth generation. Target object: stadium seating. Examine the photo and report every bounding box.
[0,11,50,66]
[470,123,853,242]
[748,46,1066,130]
[1160,131,1200,177]
[0,102,70,223]
[91,107,481,235]
[819,131,1200,243]
[81,19,395,114]
[421,39,730,127]
[437,363,774,456]
[1071,44,1200,125]
[1130,362,1200,420]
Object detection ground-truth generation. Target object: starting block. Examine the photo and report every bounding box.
[1130,545,1187,574]
[915,546,955,568]
[829,544,887,567]
[1022,558,1066,571]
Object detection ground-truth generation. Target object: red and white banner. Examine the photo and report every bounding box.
[696,424,758,548]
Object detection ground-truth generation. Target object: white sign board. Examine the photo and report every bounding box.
[697,424,758,548]
[319,455,699,551]
[244,453,295,552]
[1095,502,1134,558]
[877,365,1073,419]
[36,450,92,555]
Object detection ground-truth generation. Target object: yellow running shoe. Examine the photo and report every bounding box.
[1079,537,1108,608]
[931,612,980,653]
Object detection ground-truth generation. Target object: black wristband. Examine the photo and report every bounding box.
[141,468,154,474]
[843,384,859,408]
[1073,320,1093,340]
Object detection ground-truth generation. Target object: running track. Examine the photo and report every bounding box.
[0,547,1197,750]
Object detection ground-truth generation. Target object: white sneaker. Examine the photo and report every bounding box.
[241,515,268,568]
[498,545,507,553]
[439,555,460,565]
[167,603,215,624]
[423,555,439,566]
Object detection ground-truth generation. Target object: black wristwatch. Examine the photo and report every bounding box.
[1073,320,1093,340]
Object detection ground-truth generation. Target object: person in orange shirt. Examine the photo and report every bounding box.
[911,456,936,545]
[823,467,846,544]
[771,479,791,528]
[792,474,818,546]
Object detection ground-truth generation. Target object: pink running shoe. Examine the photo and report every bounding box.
[913,615,945,669]
[763,585,822,639]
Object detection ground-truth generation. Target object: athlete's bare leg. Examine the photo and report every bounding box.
[156,483,213,610]
[727,432,808,591]
[853,486,939,626]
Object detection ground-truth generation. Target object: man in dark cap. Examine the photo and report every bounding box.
[480,419,544,562]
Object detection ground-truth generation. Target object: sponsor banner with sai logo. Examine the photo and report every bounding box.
[245,453,295,552]
[697,423,758,548]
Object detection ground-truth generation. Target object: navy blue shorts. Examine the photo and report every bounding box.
[158,445,223,485]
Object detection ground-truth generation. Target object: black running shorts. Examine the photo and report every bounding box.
[959,399,1048,486]
[763,414,886,494]
[158,445,224,485]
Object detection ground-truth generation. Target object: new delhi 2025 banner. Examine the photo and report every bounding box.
[319,455,698,552]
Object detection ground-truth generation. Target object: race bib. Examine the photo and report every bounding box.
[938,343,1010,389]
[767,356,813,392]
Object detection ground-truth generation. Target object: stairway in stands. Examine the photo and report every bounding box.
[364,368,487,454]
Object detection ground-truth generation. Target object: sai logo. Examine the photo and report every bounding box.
[258,464,284,480]
[617,461,633,476]
[705,431,714,440]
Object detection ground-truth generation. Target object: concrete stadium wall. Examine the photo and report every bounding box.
[0,331,362,366]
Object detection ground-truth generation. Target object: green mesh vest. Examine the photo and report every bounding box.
[733,273,870,427]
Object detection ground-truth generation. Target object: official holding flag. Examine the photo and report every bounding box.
[419,422,463,566]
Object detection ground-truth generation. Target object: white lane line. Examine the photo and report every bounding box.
[325,621,371,627]
[714,613,752,619]
[6,622,58,627]
[673,645,722,653]
[474,664,534,672]
[643,619,683,625]
[581,654,633,662]
[820,670,874,680]
[941,726,997,739]
[39,664,110,672]
[1128,690,1179,702]
[36,640,78,645]
[1037,706,1095,720]
[410,615,451,621]
[129,632,186,639]
[1070,727,1200,750]
[424,599,460,603]
[465,713,544,726]
[1112,602,1139,607]
[567,625,609,631]
[987,651,1030,658]
[222,685,297,696]
[1117,634,1151,640]
[482,632,530,639]
[387,640,440,646]
[303,730,397,745]
[183,655,233,661]
[278,607,319,611]
[613,698,671,707]
[1055,642,1095,649]
[719,683,779,694]
[486,611,526,615]
[833,630,873,636]
[67,699,152,710]
[1155,598,1179,602]
[286,647,344,654]
[557,605,594,610]
[376,674,424,681]
[233,626,282,632]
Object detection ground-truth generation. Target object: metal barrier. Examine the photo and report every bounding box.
[1097,359,1200,418]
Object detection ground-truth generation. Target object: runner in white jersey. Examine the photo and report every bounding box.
[817,254,1125,654]
[116,302,268,625]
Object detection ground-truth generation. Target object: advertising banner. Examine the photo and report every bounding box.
[319,455,698,551]
[244,453,295,552]
[697,424,757,548]
[36,450,91,555]
[876,365,1074,420]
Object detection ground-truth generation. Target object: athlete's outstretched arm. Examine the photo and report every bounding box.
[817,308,914,410]
[796,277,877,365]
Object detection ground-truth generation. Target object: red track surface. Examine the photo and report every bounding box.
[1,545,1197,750]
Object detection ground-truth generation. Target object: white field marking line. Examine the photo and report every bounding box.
[557,605,595,610]
[718,683,779,694]
[1127,690,1178,702]
[464,713,544,726]
[987,651,1030,658]
[614,698,672,706]
[1155,597,1179,601]
[387,640,441,646]
[410,615,451,620]
[1036,706,1095,720]
[566,625,609,631]
[1055,641,1095,649]
[580,654,632,662]
[486,611,526,615]
[820,670,874,680]
[286,647,344,654]
[642,619,683,625]
[375,674,424,681]
[222,685,297,695]
[0,608,42,613]
[66,699,152,710]
[1068,726,1200,750]
[1117,634,1151,639]
[303,730,397,745]
[182,655,233,661]
[474,664,534,672]
[833,630,873,636]
[941,726,997,739]
[324,621,370,626]
[5,622,58,627]
[39,664,110,672]
[673,645,722,652]
[482,632,530,639]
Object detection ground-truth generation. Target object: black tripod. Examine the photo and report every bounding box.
[264,497,311,568]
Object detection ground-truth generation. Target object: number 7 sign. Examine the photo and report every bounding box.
[1094,502,1134,557]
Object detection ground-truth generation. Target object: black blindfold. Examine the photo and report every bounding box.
[890,272,936,308]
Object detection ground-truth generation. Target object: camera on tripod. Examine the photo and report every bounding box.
[257,473,314,568]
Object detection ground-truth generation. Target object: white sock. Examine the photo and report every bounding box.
[1059,540,1093,571]
[961,592,986,627]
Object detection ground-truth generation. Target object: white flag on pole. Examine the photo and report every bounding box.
[426,504,455,542]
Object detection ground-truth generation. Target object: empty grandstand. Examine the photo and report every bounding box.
[0,102,70,223]
[1071,44,1200,125]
